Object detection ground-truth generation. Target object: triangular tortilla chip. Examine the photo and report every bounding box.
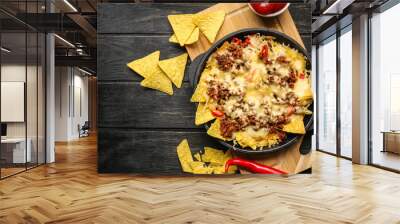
[169,27,199,45]
[176,139,194,173]
[168,14,196,46]
[190,83,207,102]
[283,114,306,134]
[158,53,188,88]
[195,103,215,126]
[169,34,179,43]
[190,69,211,102]
[235,131,280,150]
[193,152,202,161]
[189,161,214,174]
[202,147,225,164]
[127,51,160,78]
[140,66,173,95]
[293,78,313,101]
[207,119,227,141]
[185,27,199,45]
[193,10,225,43]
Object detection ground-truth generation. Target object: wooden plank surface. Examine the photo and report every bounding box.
[98,82,198,128]
[97,3,312,174]
[98,129,221,174]
[97,35,189,82]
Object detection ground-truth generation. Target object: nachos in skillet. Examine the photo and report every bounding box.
[191,33,313,150]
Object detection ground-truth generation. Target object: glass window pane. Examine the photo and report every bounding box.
[1,30,28,177]
[371,3,400,171]
[340,28,352,158]
[318,36,337,154]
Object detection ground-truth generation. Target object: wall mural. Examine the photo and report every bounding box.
[97,2,313,175]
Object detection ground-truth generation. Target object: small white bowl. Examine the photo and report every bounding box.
[248,3,290,18]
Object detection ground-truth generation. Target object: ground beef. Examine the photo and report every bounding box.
[220,117,241,138]
[287,71,297,88]
[206,81,231,101]
[216,54,233,71]
[228,44,243,59]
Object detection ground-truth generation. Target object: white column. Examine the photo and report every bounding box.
[45,0,55,163]
[352,14,369,164]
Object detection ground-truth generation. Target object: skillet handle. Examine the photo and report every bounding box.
[300,117,314,155]
[187,53,205,88]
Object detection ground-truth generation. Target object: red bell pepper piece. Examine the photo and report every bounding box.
[225,158,287,174]
[211,109,224,117]
[260,45,269,58]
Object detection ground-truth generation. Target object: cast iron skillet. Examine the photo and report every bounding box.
[188,28,313,158]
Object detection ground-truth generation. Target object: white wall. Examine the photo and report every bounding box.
[54,67,89,141]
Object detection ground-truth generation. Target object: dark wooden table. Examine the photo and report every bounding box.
[97,3,311,174]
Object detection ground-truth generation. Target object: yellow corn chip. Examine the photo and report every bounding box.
[235,132,280,150]
[176,139,194,173]
[169,34,179,43]
[169,27,199,45]
[127,51,160,78]
[158,53,188,88]
[189,161,213,174]
[190,69,211,102]
[283,114,306,134]
[168,14,196,46]
[207,119,227,141]
[202,147,225,164]
[185,27,199,45]
[210,165,225,174]
[140,66,173,95]
[193,10,225,43]
[190,83,207,102]
[293,78,313,101]
[195,103,215,126]
[193,152,202,161]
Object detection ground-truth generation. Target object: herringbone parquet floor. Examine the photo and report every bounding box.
[1,134,400,224]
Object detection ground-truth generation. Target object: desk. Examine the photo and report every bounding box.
[1,138,31,163]
[382,131,400,154]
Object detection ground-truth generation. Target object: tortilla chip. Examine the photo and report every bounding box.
[168,14,196,46]
[235,132,280,150]
[293,78,313,101]
[169,34,179,43]
[193,10,225,43]
[190,83,207,102]
[193,152,202,161]
[190,69,211,102]
[176,139,194,173]
[140,66,173,95]
[185,27,199,45]
[169,27,199,45]
[202,147,225,164]
[195,103,215,126]
[158,53,187,88]
[210,165,225,174]
[189,161,214,174]
[127,51,160,78]
[283,114,306,134]
[207,119,227,141]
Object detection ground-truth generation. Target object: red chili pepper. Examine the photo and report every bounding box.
[259,45,269,59]
[225,158,287,174]
[211,109,224,117]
